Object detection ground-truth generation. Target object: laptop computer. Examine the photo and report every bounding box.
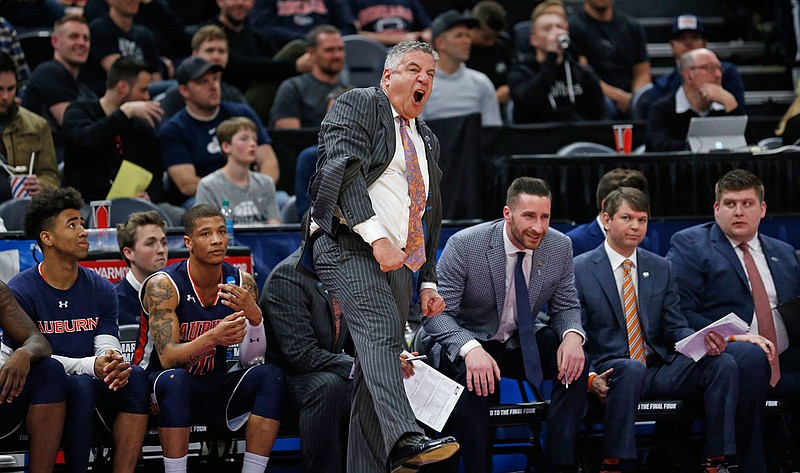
[686,115,748,153]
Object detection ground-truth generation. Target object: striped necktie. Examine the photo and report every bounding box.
[398,117,426,272]
[622,259,646,363]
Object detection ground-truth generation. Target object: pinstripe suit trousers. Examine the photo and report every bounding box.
[314,230,424,472]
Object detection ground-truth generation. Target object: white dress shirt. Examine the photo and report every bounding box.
[352,105,429,247]
[726,234,789,354]
[675,86,726,116]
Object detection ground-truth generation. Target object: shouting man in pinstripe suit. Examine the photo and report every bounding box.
[302,40,459,472]
[419,177,588,473]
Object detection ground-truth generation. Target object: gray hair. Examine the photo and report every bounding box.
[678,47,713,74]
[383,41,438,71]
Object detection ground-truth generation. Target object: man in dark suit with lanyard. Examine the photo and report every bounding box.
[302,40,458,472]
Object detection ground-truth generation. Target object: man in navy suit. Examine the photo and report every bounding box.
[575,187,774,473]
[567,168,651,256]
[420,177,588,473]
[667,169,800,471]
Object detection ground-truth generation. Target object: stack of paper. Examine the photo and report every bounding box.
[675,313,749,361]
[401,350,464,432]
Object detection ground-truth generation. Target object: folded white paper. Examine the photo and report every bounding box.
[674,313,749,361]
[402,350,464,432]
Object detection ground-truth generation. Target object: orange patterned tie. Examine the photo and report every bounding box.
[398,117,426,272]
[740,243,781,387]
[623,260,646,363]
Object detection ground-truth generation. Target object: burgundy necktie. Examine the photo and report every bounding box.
[398,117,426,272]
[740,242,780,387]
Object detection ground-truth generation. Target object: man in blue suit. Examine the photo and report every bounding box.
[420,177,588,473]
[567,168,652,256]
[575,187,774,473]
[667,169,800,471]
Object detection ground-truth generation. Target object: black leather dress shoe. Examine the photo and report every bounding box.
[389,436,459,472]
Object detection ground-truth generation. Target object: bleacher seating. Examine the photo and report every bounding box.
[0,198,31,231]
[16,28,53,72]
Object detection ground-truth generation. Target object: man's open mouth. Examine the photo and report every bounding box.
[413,90,425,103]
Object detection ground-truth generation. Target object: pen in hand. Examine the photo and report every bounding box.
[403,354,428,362]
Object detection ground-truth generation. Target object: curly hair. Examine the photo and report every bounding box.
[23,187,84,246]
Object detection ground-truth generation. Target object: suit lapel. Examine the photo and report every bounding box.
[588,219,602,239]
[761,235,791,303]
[592,247,627,330]
[712,224,748,287]
[528,238,548,311]
[636,250,652,337]
[488,222,507,321]
[315,282,337,351]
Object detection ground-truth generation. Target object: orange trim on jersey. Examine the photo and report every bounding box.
[186,259,222,309]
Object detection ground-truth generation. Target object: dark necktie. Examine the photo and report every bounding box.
[622,260,646,363]
[739,242,780,387]
[515,251,543,387]
[398,117,426,272]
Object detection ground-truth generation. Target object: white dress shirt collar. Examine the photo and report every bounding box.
[390,104,417,129]
[675,86,726,115]
[126,269,143,293]
[723,232,761,252]
[604,240,638,272]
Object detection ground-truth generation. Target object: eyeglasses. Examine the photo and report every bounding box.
[689,64,723,73]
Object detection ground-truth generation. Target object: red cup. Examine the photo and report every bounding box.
[90,200,112,229]
[613,124,633,154]
[10,175,28,199]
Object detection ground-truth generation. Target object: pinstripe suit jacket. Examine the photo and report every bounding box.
[302,86,443,288]
[421,219,585,365]
[261,249,353,379]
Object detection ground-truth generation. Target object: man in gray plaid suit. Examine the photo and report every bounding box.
[420,177,588,473]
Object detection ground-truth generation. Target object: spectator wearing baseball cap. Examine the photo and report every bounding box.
[176,56,224,85]
[158,56,279,207]
[644,13,745,118]
[419,10,502,126]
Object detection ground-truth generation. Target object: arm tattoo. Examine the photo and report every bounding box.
[145,277,214,369]
[243,274,258,301]
[145,279,177,357]
[0,284,36,332]
[0,283,49,358]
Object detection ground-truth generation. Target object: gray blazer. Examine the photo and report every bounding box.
[421,219,585,365]
[301,86,443,288]
[261,248,353,379]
